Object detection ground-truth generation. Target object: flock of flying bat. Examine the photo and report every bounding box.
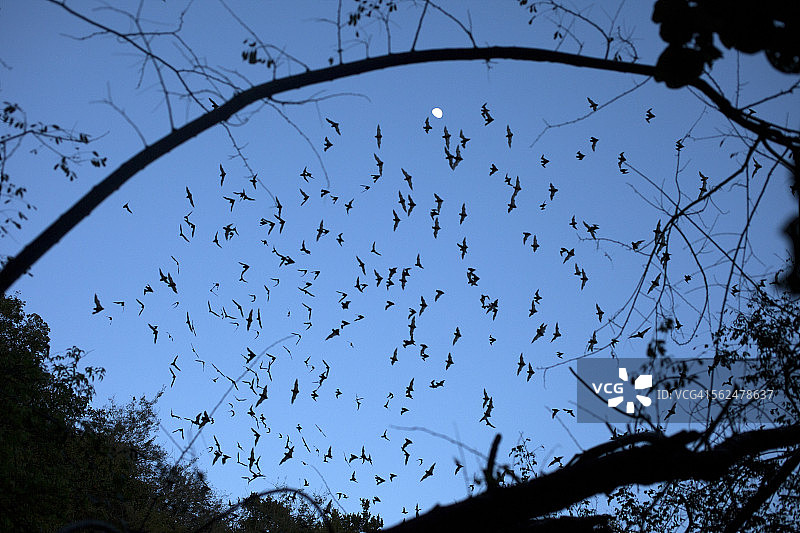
[89,97,739,516]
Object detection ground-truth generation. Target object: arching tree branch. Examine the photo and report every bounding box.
[0,45,795,294]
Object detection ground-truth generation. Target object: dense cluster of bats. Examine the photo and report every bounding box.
[90,98,716,518]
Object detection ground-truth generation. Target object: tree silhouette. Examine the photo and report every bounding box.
[1,2,799,531]
[604,292,800,532]
[1,294,382,532]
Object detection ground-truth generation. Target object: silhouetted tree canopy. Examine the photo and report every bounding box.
[605,292,800,532]
[653,1,800,88]
[0,295,381,532]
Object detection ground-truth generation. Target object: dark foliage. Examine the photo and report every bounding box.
[653,0,800,88]
[606,292,800,532]
[0,295,381,533]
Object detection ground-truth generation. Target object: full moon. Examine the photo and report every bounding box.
[431,107,443,119]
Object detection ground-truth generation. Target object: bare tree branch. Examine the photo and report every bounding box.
[381,425,800,533]
[0,45,658,293]
[722,448,800,533]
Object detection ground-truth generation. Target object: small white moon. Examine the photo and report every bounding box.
[431,107,443,119]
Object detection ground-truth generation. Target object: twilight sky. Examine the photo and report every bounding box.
[1,0,797,526]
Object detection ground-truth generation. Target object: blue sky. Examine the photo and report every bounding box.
[2,0,798,526]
